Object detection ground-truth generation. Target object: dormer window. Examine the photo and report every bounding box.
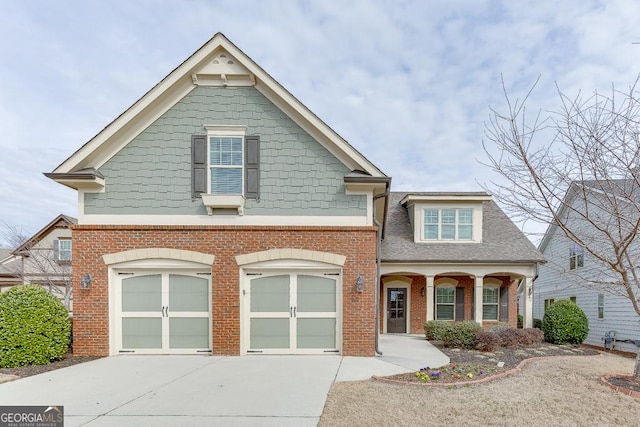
[401,193,490,244]
[423,208,473,241]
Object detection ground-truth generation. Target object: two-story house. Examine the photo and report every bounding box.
[535,179,640,353]
[0,214,76,309]
[45,33,542,357]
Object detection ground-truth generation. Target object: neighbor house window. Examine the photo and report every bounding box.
[569,244,584,270]
[597,294,604,319]
[544,298,554,312]
[423,209,473,241]
[435,286,455,320]
[209,136,243,194]
[54,239,72,261]
[483,287,499,320]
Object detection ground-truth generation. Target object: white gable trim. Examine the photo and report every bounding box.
[51,33,385,179]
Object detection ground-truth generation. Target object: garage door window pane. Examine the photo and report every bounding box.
[169,275,209,312]
[297,276,336,312]
[250,276,290,312]
[122,275,161,312]
[250,318,289,349]
[169,318,209,349]
[297,318,336,349]
[122,318,162,348]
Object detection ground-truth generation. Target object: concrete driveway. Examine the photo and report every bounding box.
[0,335,448,426]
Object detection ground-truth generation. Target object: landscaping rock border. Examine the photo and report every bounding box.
[600,374,640,397]
[373,353,604,387]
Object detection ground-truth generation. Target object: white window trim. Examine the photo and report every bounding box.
[414,203,483,243]
[597,294,604,320]
[435,284,456,321]
[56,238,72,261]
[569,244,584,270]
[203,125,247,215]
[482,285,500,321]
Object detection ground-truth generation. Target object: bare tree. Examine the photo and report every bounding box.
[0,221,72,310]
[483,75,640,380]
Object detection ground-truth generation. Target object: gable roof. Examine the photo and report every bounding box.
[46,33,386,188]
[537,179,638,253]
[382,192,545,263]
[12,214,77,255]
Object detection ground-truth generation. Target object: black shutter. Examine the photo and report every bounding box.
[245,135,260,200]
[455,287,465,321]
[192,135,206,197]
[499,287,509,322]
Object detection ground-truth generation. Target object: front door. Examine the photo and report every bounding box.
[387,288,406,333]
[245,272,340,354]
[116,271,211,354]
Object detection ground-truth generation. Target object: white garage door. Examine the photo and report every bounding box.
[245,272,340,354]
[115,271,211,354]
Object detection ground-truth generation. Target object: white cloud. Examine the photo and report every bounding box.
[1,0,639,245]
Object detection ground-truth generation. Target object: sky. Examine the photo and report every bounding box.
[1,0,639,247]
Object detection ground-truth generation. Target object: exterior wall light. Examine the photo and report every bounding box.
[355,275,364,292]
[421,287,426,297]
[80,274,92,290]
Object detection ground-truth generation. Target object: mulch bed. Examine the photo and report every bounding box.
[0,355,102,379]
[384,341,601,385]
[605,375,640,393]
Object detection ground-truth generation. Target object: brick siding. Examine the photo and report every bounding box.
[71,225,377,357]
[379,274,517,334]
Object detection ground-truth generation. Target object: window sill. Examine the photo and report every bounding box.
[201,194,245,216]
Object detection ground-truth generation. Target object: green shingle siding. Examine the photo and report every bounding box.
[84,86,366,216]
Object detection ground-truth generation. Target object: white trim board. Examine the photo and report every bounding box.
[78,213,371,226]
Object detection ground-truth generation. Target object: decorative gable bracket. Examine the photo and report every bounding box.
[191,51,256,87]
[201,194,245,216]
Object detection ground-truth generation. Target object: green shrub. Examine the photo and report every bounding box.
[475,331,503,352]
[533,318,543,329]
[423,320,452,341]
[0,285,71,368]
[488,322,513,334]
[517,314,523,328]
[542,300,588,345]
[440,321,482,349]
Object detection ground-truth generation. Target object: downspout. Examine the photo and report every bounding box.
[373,190,390,356]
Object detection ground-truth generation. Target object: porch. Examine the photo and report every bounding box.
[379,265,536,335]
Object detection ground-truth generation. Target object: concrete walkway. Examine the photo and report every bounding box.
[336,334,449,381]
[0,335,448,426]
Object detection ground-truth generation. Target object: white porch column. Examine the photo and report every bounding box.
[523,276,534,328]
[426,275,435,321]
[474,275,483,325]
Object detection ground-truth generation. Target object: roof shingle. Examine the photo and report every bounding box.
[382,192,545,263]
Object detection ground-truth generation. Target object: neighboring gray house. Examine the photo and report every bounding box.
[379,192,545,334]
[534,180,640,352]
[0,214,76,309]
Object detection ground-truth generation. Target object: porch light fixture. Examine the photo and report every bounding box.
[355,275,364,293]
[80,274,92,290]
[421,287,426,297]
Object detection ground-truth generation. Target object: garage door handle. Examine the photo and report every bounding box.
[293,306,297,318]
[290,306,293,317]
